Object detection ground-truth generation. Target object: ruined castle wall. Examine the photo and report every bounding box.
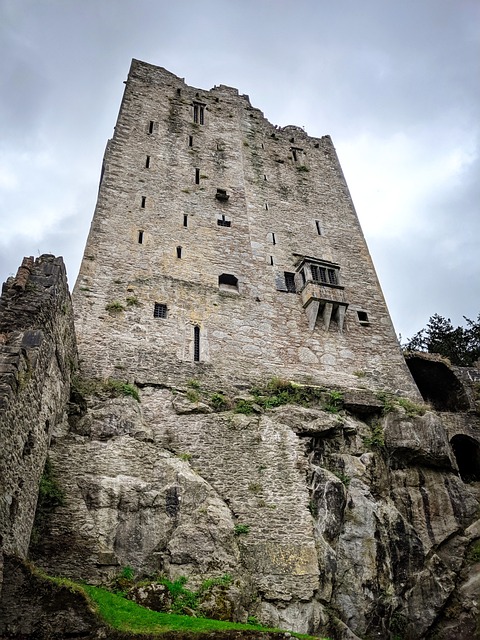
[73,59,418,397]
[0,256,77,565]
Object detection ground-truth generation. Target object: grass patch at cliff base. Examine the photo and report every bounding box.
[82,584,324,638]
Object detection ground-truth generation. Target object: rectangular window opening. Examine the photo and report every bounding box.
[315,220,322,235]
[153,303,167,319]
[183,214,188,227]
[148,121,154,134]
[284,272,296,293]
[292,148,298,162]
[176,246,182,259]
[145,155,151,168]
[141,196,146,208]
[193,103,205,125]
[195,168,200,184]
[357,311,370,324]
[265,202,269,210]
[271,232,276,245]
[138,230,144,244]
[188,135,193,147]
[270,256,274,265]
[311,265,337,285]
[217,215,231,227]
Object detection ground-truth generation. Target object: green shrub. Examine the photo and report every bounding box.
[186,389,200,403]
[210,392,229,411]
[234,399,255,414]
[160,576,198,614]
[187,379,201,390]
[234,524,250,536]
[71,377,140,402]
[467,541,480,563]
[297,165,309,172]
[105,300,125,312]
[31,457,65,545]
[126,296,140,307]
[324,390,344,413]
[364,422,385,449]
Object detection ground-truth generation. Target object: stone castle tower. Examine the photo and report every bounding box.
[74,58,417,396]
[2,60,479,640]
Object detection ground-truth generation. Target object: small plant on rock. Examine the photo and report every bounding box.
[105,300,125,312]
[234,524,250,536]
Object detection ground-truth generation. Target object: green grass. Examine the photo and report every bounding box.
[82,584,325,638]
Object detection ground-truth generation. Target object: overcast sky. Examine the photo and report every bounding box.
[0,0,478,339]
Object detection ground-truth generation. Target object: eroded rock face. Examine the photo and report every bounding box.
[30,385,480,639]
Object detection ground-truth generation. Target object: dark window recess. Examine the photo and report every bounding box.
[264,174,267,181]
[270,256,274,265]
[284,272,296,293]
[176,246,182,259]
[193,103,205,124]
[194,325,200,361]
[138,230,144,244]
[291,148,298,162]
[141,196,146,208]
[219,273,238,291]
[177,88,181,96]
[145,155,151,168]
[300,269,306,285]
[183,214,188,227]
[188,135,193,147]
[148,121,154,134]
[315,220,322,235]
[195,168,200,184]
[215,188,229,201]
[265,202,269,210]
[153,303,167,318]
[217,214,231,227]
[271,232,276,245]
[357,311,370,324]
[311,265,337,285]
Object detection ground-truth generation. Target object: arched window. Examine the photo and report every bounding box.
[218,273,238,292]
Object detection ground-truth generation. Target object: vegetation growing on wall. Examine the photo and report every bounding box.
[30,457,65,545]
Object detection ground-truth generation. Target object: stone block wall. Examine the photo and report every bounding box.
[0,255,77,577]
[73,59,419,398]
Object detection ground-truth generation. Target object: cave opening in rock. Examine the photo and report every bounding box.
[450,434,480,483]
[405,356,470,411]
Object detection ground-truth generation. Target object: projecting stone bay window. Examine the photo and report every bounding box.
[294,255,348,331]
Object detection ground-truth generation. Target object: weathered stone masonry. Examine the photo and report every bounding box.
[0,255,77,584]
[74,59,418,397]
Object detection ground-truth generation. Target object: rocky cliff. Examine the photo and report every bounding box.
[1,256,479,640]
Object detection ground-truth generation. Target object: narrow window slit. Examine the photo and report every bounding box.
[194,325,200,362]
[141,196,146,208]
[148,121,154,134]
[188,135,193,147]
[265,202,269,210]
[195,168,200,184]
[270,256,274,265]
[138,230,144,244]
[145,155,150,168]
[183,214,188,227]
[315,220,322,235]
[176,246,182,259]
[271,232,276,245]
